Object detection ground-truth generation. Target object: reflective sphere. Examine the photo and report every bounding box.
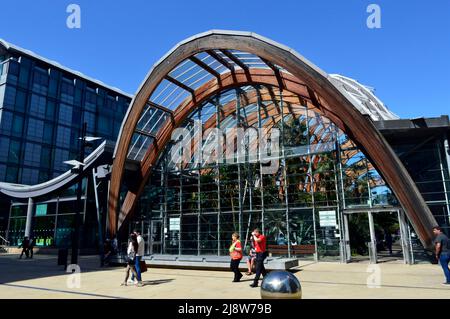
[260,270,302,299]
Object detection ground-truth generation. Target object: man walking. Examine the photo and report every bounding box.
[18,236,30,259]
[130,230,144,286]
[249,228,268,288]
[433,226,450,285]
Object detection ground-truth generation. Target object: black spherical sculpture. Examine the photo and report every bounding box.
[260,270,302,299]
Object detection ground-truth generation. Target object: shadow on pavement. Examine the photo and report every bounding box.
[0,254,121,285]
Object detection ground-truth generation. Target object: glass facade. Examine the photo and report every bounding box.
[5,178,95,248]
[0,47,130,234]
[134,86,400,260]
[0,55,130,186]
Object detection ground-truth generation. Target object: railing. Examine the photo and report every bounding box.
[0,235,10,246]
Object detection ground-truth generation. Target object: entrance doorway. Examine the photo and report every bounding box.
[149,219,163,255]
[344,208,413,264]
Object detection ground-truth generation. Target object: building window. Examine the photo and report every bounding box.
[43,122,54,144]
[60,78,74,104]
[46,100,56,120]
[3,85,16,108]
[56,125,71,148]
[54,148,69,171]
[5,165,18,183]
[85,88,97,112]
[8,140,21,164]
[84,111,96,132]
[12,115,24,136]
[24,142,42,167]
[0,137,10,162]
[21,168,39,185]
[97,115,112,135]
[0,111,13,135]
[0,164,6,181]
[29,94,47,118]
[58,103,73,125]
[40,147,52,169]
[27,118,44,141]
[32,68,49,95]
[15,90,27,112]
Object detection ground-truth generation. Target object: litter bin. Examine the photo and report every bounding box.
[58,248,68,267]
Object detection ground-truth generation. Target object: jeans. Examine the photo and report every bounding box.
[439,252,450,283]
[253,252,268,286]
[131,256,142,281]
[230,259,242,281]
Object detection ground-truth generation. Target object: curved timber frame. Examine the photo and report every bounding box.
[109,30,437,248]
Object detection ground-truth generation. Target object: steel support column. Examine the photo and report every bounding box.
[24,197,34,238]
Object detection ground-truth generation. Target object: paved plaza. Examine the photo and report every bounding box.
[0,254,449,299]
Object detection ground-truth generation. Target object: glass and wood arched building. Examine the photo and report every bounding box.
[107,30,450,262]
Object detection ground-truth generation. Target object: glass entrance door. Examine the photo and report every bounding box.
[149,219,162,255]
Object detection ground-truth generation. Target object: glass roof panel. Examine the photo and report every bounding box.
[149,79,191,110]
[229,50,268,68]
[127,133,154,161]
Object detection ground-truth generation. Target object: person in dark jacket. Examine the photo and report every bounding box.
[433,226,450,285]
[19,236,30,259]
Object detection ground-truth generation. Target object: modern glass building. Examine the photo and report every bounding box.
[108,31,450,264]
[1,31,449,266]
[0,39,131,240]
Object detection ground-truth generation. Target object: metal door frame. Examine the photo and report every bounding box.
[149,219,163,255]
[343,207,413,264]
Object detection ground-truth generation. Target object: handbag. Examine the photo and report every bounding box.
[139,260,148,273]
[127,252,136,265]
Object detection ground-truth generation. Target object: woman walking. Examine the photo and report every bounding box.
[121,233,142,287]
[229,232,243,282]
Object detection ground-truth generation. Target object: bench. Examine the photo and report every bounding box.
[268,244,316,256]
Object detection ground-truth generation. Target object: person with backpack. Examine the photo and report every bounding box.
[433,226,450,285]
[229,232,243,282]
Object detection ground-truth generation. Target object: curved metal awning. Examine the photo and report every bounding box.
[0,141,114,199]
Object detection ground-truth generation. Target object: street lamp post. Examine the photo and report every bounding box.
[71,122,87,266]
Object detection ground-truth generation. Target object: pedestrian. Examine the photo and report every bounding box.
[28,237,35,259]
[245,237,256,276]
[18,236,30,259]
[249,228,268,288]
[229,232,243,282]
[121,233,142,287]
[384,229,393,255]
[130,230,144,285]
[433,226,450,285]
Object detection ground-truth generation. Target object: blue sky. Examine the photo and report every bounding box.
[1,0,449,118]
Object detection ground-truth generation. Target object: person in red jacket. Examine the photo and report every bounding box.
[229,232,243,282]
[249,228,268,288]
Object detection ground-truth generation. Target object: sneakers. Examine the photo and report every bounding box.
[441,282,450,286]
[249,283,258,288]
[233,273,243,282]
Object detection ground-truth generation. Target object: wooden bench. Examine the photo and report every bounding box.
[268,244,316,256]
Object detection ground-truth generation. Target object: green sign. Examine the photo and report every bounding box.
[35,204,47,216]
